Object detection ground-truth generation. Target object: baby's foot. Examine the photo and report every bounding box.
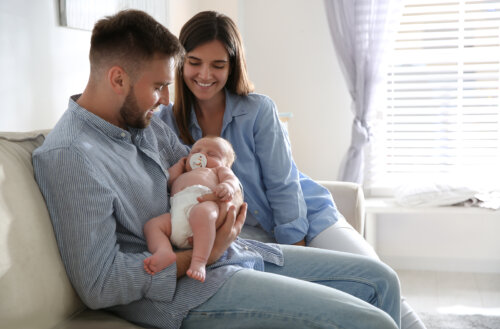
[144,251,176,275]
[187,265,206,283]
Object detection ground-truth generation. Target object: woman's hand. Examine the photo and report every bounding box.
[293,239,306,246]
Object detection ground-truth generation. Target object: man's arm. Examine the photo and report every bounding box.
[33,148,178,309]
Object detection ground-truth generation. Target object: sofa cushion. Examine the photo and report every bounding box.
[0,131,85,329]
[54,310,145,329]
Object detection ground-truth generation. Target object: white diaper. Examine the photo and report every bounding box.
[170,184,213,249]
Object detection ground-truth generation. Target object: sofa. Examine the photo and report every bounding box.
[0,130,366,329]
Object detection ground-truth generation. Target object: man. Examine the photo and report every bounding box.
[33,9,401,329]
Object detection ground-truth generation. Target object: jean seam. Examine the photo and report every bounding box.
[306,275,382,308]
[189,309,342,329]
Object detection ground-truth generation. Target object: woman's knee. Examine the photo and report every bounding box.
[368,260,401,327]
[372,259,400,297]
[308,220,379,259]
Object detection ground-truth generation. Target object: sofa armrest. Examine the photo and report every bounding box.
[317,181,365,236]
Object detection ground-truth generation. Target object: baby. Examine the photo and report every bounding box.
[143,136,242,282]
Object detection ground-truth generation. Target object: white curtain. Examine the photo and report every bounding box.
[324,0,402,183]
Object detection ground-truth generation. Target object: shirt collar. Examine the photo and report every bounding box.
[187,89,250,136]
[224,88,250,117]
[69,94,140,141]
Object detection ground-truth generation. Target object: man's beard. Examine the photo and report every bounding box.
[119,86,153,129]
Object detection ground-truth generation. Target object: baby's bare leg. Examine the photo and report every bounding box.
[187,201,219,282]
[143,213,176,275]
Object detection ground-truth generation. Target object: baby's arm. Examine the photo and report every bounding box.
[214,167,240,202]
[167,157,187,187]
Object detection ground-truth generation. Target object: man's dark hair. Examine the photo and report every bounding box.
[89,9,183,77]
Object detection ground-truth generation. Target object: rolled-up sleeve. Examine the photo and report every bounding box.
[252,98,309,244]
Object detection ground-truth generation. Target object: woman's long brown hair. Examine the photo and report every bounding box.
[173,11,254,144]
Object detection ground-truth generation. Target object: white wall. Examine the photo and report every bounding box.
[0,0,91,132]
[375,212,500,273]
[0,0,351,181]
[169,0,240,36]
[241,0,352,182]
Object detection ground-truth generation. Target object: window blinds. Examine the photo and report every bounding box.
[366,0,500,195]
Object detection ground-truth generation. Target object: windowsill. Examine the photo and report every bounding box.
[365,197,499,215]
[364,197,500,251]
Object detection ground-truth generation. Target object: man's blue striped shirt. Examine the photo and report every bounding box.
[33,95,284,329]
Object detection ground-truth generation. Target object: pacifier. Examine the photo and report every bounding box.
[189,152,207,169]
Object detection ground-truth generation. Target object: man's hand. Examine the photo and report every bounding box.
[175,202,247,278]
[208,202,247,265]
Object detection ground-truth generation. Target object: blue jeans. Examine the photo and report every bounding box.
[181,245,401,329]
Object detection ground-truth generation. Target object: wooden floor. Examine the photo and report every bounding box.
[396,270,500,316]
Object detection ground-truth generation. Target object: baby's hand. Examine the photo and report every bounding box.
[167,157,187,187]
[214,182,234,202]
[170,157,187,175]
[177,157,187,170]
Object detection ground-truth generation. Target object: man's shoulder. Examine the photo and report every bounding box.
[34,111,85,156]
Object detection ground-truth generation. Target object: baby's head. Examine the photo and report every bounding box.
[187,136,236,171]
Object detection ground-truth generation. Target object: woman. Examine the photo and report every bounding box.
[159,10,426,329]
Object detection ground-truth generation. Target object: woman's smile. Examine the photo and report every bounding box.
[183,40,230,102]
[195,80,216,88]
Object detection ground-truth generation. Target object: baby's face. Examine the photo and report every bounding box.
[187,138,228,170]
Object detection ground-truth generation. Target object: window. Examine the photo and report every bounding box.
[366,0,500,196]
[58,0,168,31]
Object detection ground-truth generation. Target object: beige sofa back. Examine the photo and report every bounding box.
[0,131,84,329]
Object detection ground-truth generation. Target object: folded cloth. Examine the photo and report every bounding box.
[395,182,478,207]
[456,191,500,210]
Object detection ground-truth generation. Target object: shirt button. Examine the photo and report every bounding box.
[254,210,258,215]
[120,132,126,138]
[244,246,249,250]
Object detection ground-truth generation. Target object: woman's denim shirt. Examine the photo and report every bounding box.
[158,89,340,244]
